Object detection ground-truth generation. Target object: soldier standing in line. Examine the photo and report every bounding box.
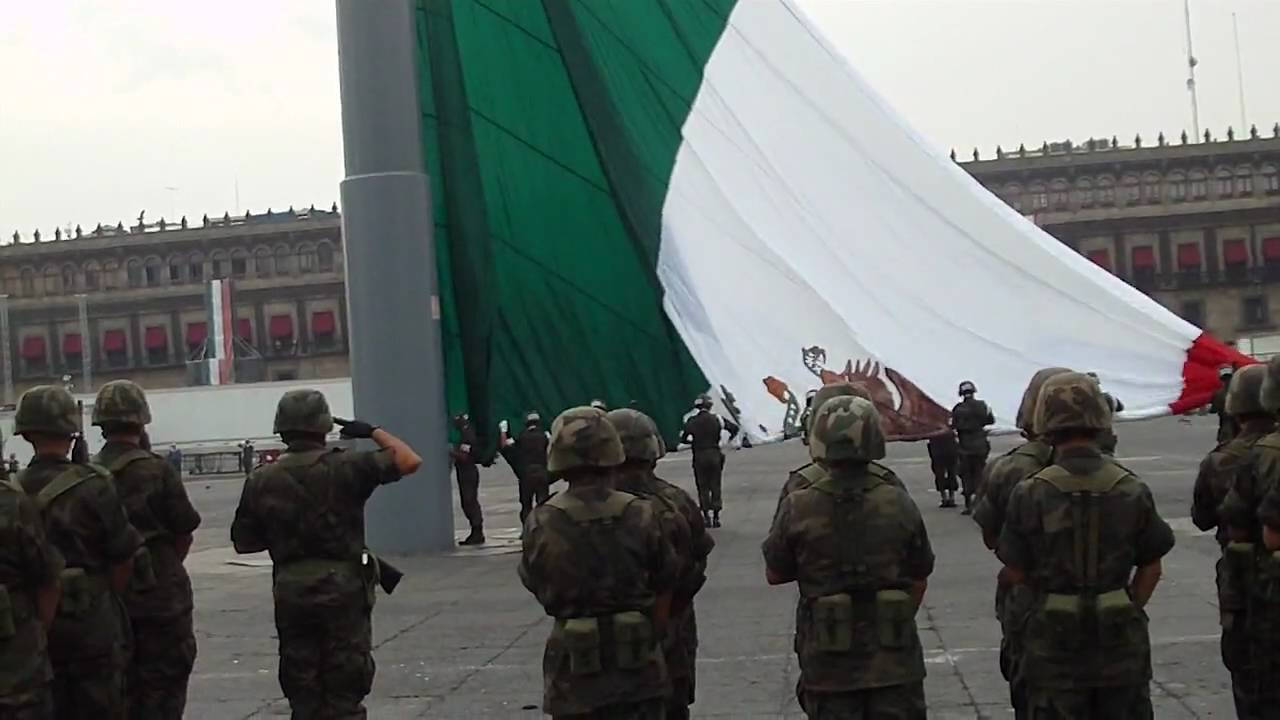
[927,428,959,508]
[500,412,550,526]
[230,389,422,719]
[91,380,203,719]
[1189,363,1272,717]
[971,366,1071,719]
[0,462,63,717]
[519,406,677,719]
[951,381,994,515]
[14,385,142,719]
[1211,365,1238,445]
[998,372,1175,718]
[450,414,485,546]
[608,409,714,720]
[680,395,740,528]
[798,390,817,445]
[764,395,933,718]
[1086,372,1125,456]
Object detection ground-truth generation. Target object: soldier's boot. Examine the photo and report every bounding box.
[941,491,956,508]
[703,510,713,528]
[459,529,485,546]
[961,493,973,515]
[712,510,721,528]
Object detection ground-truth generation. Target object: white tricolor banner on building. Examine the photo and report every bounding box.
[203,279,235,386]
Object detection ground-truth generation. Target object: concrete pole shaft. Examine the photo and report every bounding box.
[336,0,453,552]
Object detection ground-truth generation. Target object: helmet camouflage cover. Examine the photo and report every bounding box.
[1227,364,1267,416]
[1015,367,1072,433]
[92,379,152,427]
[1260,357,1280,413]
[15,385,79,437]
[272,389,334,434]
[605,408,664,462]
[1034,372,1111,435]
[547,406,625,474]
[808,395,886,464]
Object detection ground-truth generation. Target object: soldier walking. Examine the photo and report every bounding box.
[450,414,485,546]
[14,385,142,719]
[927,429,959,508]
[998,372,1175,718]
[680,395,739,528]
[519,406,678,719]
[764,395,933,719]
[91,380,203,719]
[501,412,550,526]
[972,367,1070,719]
[230,389,422,719]
[609,409,713,720]
[951,381,994,515]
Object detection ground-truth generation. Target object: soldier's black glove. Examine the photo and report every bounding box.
[334,417,378,439]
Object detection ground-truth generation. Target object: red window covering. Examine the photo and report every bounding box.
[1264,237,1280,260]
[270,315,294,339]
[311,310,336,335]
[1086,249,1111,271]
[21,336,46,360]
[1223,239,1249,264]
[1177,242,1202,268]
[236,318,252,340]
[102,329,126,353]
[144,326,167,350]
[63,333,82,355]
[1131,246,1155,268]
[186,322,207,346]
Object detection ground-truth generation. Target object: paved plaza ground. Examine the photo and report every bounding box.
[182,414,1236,718]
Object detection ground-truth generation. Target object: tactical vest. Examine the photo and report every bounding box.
[0,484,36,642]
[95,448,164,590]
[1227,436,1280,615]
[545,490,655,675]
[1023,462,1149,687]
[24,465,113,619]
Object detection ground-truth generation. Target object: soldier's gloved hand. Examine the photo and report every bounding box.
[498,419,509,434]
[334,417,378,439]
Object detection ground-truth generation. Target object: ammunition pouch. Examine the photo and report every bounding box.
[57,568,108,619]
[557,611,655,676]
[1096,589,1140,648]
[612,610,653,670]
[1039,593,1083,652]
[562,617,602,675]
[876,589,914,649]
[812,593,853,652]
[131,546,157,591]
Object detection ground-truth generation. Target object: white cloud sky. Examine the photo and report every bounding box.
[2,0,1277,237]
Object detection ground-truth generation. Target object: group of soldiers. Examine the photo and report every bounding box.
[0,380,201,718]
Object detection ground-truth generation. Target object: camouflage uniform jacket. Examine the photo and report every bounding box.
[681,412,737,454]
[19,457,142,662]
[997,446,1175,689]
[1192,423,1273,547]
[230,442,402,603]
[951,398,994,455]
[776,461,906,522]
[94,442,202,619]
[763,463,935,692]
[1260,478,1280,532]
[0,480,63,707]
[518,484,678,715]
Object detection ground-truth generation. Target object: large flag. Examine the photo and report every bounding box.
[415,0,1248,447]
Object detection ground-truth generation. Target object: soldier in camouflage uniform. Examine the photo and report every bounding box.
[230,389,423,719]
[607,409,714,720]
[519,407,678,719]
[90,380,203,719]
[1220,356,1280,715]
[951,381,994,515]
[1188,364,1272,716]
[0,464,64,718]
[1210,365,1238,445]
[972,367,1071,719]
[14,385,143,720]
[764,396,934,719]
[998,372,1175,719]
[680,395,739,528]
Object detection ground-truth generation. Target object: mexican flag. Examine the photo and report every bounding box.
[415,0,1248,448]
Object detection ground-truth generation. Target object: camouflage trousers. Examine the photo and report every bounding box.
[52,656,126,720]
[956,453,987,498]
[1027,684,1152,719]
[518,469,550,526]
[275,598,374,719]
[552,698,665,719]
[128,613,196,719]
[692,450,724,512]
[455,464,483,531]
[998,583,1033,720]
[0,688,55,719]
[798,682,926,719]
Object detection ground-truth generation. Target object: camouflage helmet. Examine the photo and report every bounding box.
[547,406,625,474]
[272,389,334,434]
[813,381,872,414]
[92,380,152,427]
[1260,356,1280,413]
[1034,372,1112,435]
[958,380,976,396]
[605,408,664,462]
[694,394,712,410]
[1015,367,1072,433]
[1226,363,1267,416]
[14,385,79,437]
[808,395,886,463]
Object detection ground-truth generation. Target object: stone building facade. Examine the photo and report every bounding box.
[1,206,348,401]
[961,125,1280,346]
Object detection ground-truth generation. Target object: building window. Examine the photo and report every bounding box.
[1075,180,1094,207]
[210,251,228,280]
[1264,165,1279,193]
[1236,167,1254,195]
[231,249,248,278]
[236,317,253,344]
[1263,237,1280,281]
[1181,300,1205,328]
[21,336,47,376]
[1176,242,1202,285]
[1098,178,1116,206]
[1223,238,1249,282]
[1243,296,1270,327]
[317,243,335,272]
[169,257,184,284]
[189,253,204,282]
[1190,171,1208,199]
[269,314,295,353]
[1217,169,1234,197]
[186,322,207,357]
[254,247,272,277]
[1086,248,1112,272]
[1167,173,1186,202]
[312,310,336,350]
[1121,176,1140,204]
[126,260,143,289]
[1130,246,1156,289]
[298,244,317,273]
[43,267,59,296]
[102,329,128,369]
[63,333,83,371]
[144,326,168,365]
[274,245,291,276]
[19,269,34,297]
[83,262,100,290]
[102,261,118,290]
[2,271,18,296]
[1141,173,1161,203]
[144,258,162,286]
[61,264,75,292]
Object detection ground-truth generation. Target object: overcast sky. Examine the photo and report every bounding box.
[2,1,1278,237]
